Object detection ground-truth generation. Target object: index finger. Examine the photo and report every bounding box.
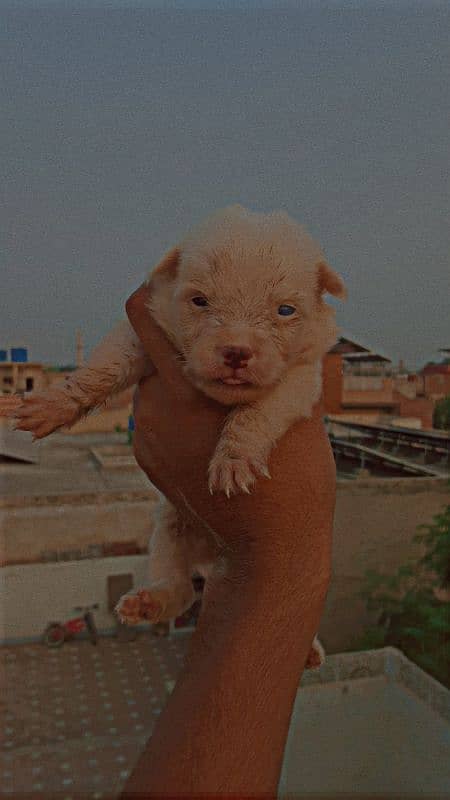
[126,283,198,399]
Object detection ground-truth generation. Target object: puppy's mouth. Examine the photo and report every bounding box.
[216,376,252,386]
[187,365,270,405]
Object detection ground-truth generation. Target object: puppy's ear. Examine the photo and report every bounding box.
[316,261,347,300]
[148,247,181,288]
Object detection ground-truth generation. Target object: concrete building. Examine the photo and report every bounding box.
[0,355,47,396]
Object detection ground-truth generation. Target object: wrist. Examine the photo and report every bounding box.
[197,544,331,643]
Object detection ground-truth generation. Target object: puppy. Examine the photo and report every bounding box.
[15,206,345,663]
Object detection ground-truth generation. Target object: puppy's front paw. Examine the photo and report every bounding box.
[13,391,81,440]
[208,450,270,497]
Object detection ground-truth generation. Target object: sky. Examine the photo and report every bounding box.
[1,1,449,370]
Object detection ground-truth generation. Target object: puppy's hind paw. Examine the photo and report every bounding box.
[115,589,165,626]
[208,452,270,497]
[305,636,325,669]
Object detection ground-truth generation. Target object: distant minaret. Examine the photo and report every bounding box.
[76,330,84,368]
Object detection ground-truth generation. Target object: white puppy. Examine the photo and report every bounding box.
[15,206,345,654]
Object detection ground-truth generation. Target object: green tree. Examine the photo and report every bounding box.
[433,395,450,430]
[359,496,450,687]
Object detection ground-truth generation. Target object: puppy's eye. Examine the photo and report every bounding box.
[192,296,208,307]
[278,304,296,316]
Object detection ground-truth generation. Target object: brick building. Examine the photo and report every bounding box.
[323,337,435,429]
[421,348,450,402]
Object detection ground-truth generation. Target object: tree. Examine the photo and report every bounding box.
[433,395,450,430]
[359,495,450,687]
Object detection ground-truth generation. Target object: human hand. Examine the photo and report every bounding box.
[127,283,336,581]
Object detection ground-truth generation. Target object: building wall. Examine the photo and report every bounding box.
[321,477,449,652]
[1,478,448,648]
[423,371,450,402]
[394,374,420,400]
[0,490,158,566]
[393,393,434,430]
[0,363,47,395]
[328,411,384,425]
[1,555,150,640]
[342,377,395,407]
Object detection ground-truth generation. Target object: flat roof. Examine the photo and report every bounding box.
[0,428,152,498]
[0,362,44,368]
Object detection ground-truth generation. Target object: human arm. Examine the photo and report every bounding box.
[121,284,336,798]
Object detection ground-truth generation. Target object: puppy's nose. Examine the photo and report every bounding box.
[222,346,253,369]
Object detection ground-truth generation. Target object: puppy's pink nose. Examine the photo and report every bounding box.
[222,346,252,369]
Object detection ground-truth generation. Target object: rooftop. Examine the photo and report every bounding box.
[343,352,392,364]
[1,638,448,799]
[0,632,190,799]
[0,431,152,498]
[1,423,448,504]
[329,335,371,354]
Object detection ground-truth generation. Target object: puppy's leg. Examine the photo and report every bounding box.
[209,362,322,495]
[116,498,215,625]
[13,320,153,439]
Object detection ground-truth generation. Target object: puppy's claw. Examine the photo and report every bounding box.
[208,452,263,497]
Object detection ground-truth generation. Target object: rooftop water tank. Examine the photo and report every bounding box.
[11,348,28,363]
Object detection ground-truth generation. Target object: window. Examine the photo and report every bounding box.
[25,377,34,391]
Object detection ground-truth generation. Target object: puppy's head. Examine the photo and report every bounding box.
[147,206,346,406]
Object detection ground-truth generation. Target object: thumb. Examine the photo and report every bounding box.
[126,284,197,399]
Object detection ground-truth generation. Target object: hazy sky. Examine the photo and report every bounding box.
[1,1,449,369]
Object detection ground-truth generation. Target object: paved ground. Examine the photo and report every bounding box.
[3,638,448,799]
[0,632,190,798]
